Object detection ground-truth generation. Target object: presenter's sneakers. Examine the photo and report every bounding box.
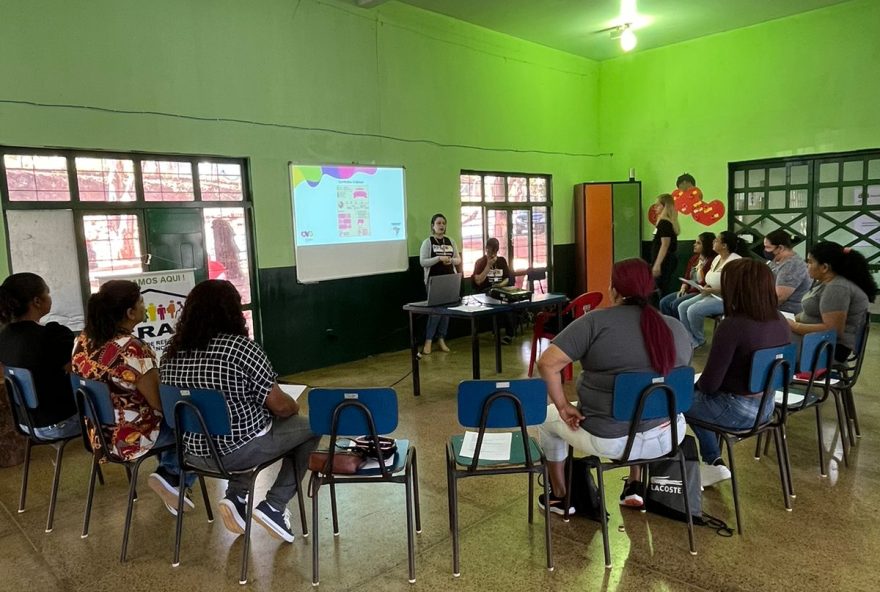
[253,500,295,543]
[148,467,194,514]
[537,493,575,516]
[218,492,248,535]
[700,458,732,487]
[422,340,432,355]
[619,479,644,508]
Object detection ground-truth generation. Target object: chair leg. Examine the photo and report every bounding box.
[120,459,144,562]
[239,474,259,585]
[329,481,339,536]
[753,433,763,460]
[412,447,422,534]
[771,429,792,511]
[445,448,454,533]
[833,392,850,467]
[724,436,743,535]
[846,387,861,439]
[81,456,99,538]
[779,424,795,500]
[563,452,573,523]
[677,452,697,556]
[596,466,612,568]
[172,470,187,568]
[294,468,309,538]
[541,465,554,571]
[527,335,539,377]
[18,438,33,513]
[124,465,137,502]
[814,406,827,478]
[198,475,214,522]
[527,472,534,523]
[312,476,321,587]
[451,472,461,577]
[405,461,416,584]
[96,464,105,486]
[45,440,68,533]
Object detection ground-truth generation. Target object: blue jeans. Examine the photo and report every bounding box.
[155,424,197,488]
[678,295,723,346]
[426,314,449,341]
[20,412,81,440]
[685,390,773,463]
[659,292,697,319]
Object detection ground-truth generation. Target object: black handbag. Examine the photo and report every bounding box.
[352,435,397,459]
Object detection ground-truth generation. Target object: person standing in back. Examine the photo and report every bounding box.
[651,193,680,296]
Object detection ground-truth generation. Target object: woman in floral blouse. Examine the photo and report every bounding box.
[72,280,194,514]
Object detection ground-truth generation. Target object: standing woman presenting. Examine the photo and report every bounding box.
[651,193,680,296]
[419,213,461,354]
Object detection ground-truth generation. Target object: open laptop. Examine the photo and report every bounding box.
[410,273,462,307]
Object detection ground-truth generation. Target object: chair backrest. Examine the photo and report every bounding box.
[158,385,232,435]
[611,366,694,462]
[526,269,546,293]
[73,377,117,426]
[457,379,547,429]
[564,291,603,320]
[798,330,836,374]
[853,310,871,357]
[4,366,39,435]
[308,388,398,436]
[748,343,797,428]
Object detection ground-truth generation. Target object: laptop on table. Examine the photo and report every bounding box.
[410,273,462,307]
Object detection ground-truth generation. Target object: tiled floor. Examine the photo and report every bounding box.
[0,325,877,591]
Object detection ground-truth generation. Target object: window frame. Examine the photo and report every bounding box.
[0,146,261,341]
[459,170,552,288]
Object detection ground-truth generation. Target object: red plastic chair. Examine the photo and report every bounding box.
[527,292,603,380]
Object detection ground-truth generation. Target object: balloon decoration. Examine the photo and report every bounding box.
[658,185,725,226]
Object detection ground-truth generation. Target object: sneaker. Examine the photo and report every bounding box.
[422,341,432,355]
[537,493,575,516]
[148,467,194,513]
[160,489,194,517]
[253,500,294,543]
[217,492,248,535]
[437,338,450,352]
[700,459,732,488]
[501,335,513,345]
[619,479,644,508]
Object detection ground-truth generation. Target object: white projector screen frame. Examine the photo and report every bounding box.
[289,163,408,282]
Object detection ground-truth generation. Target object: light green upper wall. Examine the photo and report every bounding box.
[598,0,880,240]
[0,0,602,273]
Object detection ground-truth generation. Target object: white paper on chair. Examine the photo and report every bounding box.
[459,431,512,461]
[278,384,307,401]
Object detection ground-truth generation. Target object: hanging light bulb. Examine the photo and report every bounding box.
[620,26,637,52]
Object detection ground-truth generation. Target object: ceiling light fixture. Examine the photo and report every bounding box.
[620,24,637,52]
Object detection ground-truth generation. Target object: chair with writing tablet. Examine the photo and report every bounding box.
[446,378,552,577]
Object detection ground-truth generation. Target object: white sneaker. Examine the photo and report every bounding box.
[700,462,732,488]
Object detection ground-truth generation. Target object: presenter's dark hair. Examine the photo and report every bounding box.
[0,272,48,324]
[697,232,716,258]
[611,258,675,376]
[808,242,877,303]
[676,173,696,187]
[430,213,446,226]
[163,280,247,360]
[486,238,500,250]
[721,259,778,321]
[764,229,795,249]
[83,280,141,349]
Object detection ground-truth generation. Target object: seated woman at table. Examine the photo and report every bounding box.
[536,258,692,513]
[472,237,515,344]
[685,259,791,487]
[678,231,746,349]
[659,232,715,319]
[0,273,79,440]
[71,280,195,515]
[787,241,876,362]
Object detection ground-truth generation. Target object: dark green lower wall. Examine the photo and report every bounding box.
[259,243,578,375]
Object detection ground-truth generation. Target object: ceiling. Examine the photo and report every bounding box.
[385,0,853,61]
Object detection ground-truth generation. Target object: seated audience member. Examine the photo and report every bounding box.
[71,280,194,513]
[788,241,876,362]
[763,230,812,314]
[472,237,515,344]
[685,259,791,486]
[160,280,319,543]
[0,273,79,439]
[536,258,691,513]
[678,231,746,349]
[659,232,716,319]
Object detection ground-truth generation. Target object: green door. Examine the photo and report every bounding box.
[145,208,207,283]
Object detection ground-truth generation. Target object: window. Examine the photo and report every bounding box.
[0,147,258,336]
[459,171,551,285]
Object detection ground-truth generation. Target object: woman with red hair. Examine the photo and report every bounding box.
[537,258,692,514]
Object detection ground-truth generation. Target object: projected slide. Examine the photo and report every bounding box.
[291,165,406,246]
[290,164,409,282]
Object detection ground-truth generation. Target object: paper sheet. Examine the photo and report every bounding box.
[447,304,487,312]
[459,431,512,461]
[780,311,796,320]
[278,384,307,401]
[678,276,702,290]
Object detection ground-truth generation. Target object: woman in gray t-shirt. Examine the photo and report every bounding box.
[788,242,876,361]
[536,259,691,514]
[762,230,811,314]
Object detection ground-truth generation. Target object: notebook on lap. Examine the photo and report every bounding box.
[410,273,462,307]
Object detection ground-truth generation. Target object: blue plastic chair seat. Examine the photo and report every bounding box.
[354,439,410,476]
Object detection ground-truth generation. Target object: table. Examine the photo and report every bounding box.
[403,293,568,396]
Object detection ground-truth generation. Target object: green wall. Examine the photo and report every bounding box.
[598,0,880,240]
[0,0,603,275]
